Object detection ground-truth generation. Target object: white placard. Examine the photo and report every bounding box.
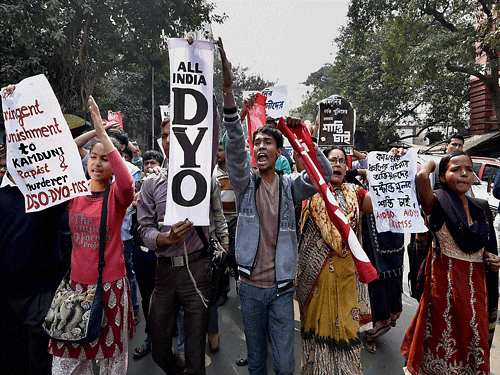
[165,38,214,226]
[243,85,289,120]
[159,105,170,122]
[2,74,88,212]
[243,85,290,147]
[367,148,427,233]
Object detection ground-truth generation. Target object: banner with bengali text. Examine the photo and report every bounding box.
[367,148,427,233]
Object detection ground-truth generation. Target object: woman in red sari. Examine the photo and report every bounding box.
[401,151,499,375]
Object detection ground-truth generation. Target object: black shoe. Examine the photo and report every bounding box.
[236,357,248,366]
[133,343,151,359]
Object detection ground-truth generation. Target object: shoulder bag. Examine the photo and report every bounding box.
[43,184,110,343]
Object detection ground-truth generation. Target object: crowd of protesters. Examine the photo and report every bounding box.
[1,37,499,375]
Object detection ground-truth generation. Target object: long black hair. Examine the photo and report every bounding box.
[438,150,472,180]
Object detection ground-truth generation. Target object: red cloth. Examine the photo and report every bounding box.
[70,149,135,284]
[401,245,490,374]
[247,93,267,167]
[107,110,123,129]
[277,118,377,283]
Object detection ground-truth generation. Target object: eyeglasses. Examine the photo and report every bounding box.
[328,157,346,165]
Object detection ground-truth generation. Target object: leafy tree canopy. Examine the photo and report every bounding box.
[0,0,222,116]
[297,0,500,150]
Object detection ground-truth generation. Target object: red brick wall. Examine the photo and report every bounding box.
[469,77,498,134]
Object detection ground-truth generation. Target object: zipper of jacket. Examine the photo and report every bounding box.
[275,173,283,297]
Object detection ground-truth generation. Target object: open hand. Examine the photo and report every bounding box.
[217,38,233,93]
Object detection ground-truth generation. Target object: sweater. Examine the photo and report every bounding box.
[70,149,135,284]
[223,107,333,291]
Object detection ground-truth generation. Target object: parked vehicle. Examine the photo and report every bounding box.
[471,156,500,219]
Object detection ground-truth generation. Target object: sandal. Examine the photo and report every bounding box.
[236,357,248,366]
[133,343,151,359]
[365,338,377,354]
[365,322,391,340]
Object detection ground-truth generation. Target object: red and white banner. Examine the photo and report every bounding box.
[2,74,88,212]
[107,110,123,129]
[165,38,213,226]
[277,118,377,283]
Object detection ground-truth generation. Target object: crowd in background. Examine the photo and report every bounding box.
[0,38,499,375]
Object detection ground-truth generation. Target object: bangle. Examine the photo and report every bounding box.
[223,91,233,96]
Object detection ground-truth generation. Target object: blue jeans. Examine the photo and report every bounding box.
[123,239,140,315]
[238,281,295,375]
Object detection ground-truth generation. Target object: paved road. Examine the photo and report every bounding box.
[121,242,500,374]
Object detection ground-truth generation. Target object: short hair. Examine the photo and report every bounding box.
[252,125,283,149]
[160,119,170,129]
[123,147,133,160]
[265,116,277,128]
[143,150,164,166]
[107,129,129,147]
[438,150,471,179]
[446,133,464,144]
[323,146,348,161]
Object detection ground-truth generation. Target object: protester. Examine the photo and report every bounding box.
[48,96,135,374]
[107,129,142,323]
[361,214,404,353]
[218,38,333,375]
[137,99,221,374]
[132,150,164,359]
[296,146,373,374]
[75,126,142,324]
[0,87,68,375]
[262,116,292,174]
[176,178,229,359]
[124,147,133,163]
[213,141,238,299]
[142,150,164,176]
[445,132,464,153]
[130,141,143,171]
[401,150,499,375]
[493,168,500,247]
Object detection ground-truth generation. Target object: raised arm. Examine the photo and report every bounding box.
[415,159,436,215]
[217,38,251,204]
[74,107,121,159]
[89,96,134,204]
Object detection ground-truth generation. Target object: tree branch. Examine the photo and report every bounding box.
[477,0,492,20]
[422,3,457,32]
[445,60,490,85]
[383,101,424,131]
[397,119,447,141]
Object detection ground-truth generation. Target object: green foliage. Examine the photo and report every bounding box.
[0,0,219,117]
[296,0,494,150]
